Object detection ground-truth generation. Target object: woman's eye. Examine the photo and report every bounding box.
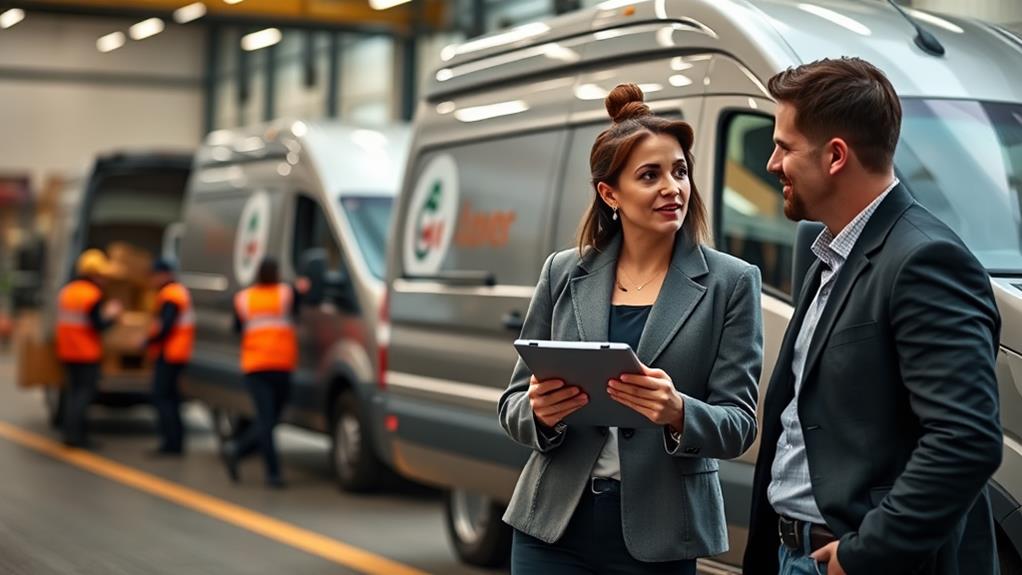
[674,167,688,179]
[640,171,656,181]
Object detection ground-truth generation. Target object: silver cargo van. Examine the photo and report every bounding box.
[177,120,409,491]
[379,0,1022,570]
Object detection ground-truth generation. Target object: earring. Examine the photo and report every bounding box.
[612,207,618,221]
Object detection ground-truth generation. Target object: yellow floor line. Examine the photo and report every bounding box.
[0,420,431,575]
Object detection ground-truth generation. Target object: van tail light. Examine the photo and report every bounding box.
[376,292,390,391]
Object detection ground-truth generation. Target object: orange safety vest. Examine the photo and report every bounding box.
[150,282,195,364]
[56,279,103,363]
[234,284,297,374]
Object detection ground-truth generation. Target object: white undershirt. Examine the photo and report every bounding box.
[591,427,621,480]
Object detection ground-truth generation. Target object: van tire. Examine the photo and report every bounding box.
[330,390,385,492]
[443,489,511,567]
[44,387,65,428]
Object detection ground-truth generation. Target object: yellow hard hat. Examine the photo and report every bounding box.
[76,249,110,277]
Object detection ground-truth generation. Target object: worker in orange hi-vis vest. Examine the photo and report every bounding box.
[55,249,123,448]
[222,258,309,489]
[144,259,194,456]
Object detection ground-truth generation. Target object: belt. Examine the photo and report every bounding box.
[589,477,620,495]
[778,515,836,553]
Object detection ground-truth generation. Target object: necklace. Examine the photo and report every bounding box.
[616,266,665,292]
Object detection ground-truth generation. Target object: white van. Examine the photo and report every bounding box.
[379,0,1022,570]
[177,120,409,491]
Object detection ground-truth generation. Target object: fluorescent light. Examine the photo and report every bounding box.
[670,57,693,71]
[291,121,308,137]
[454,100,529,123]
[0,9,25,29]
[370,0,411,9]
[174,2,207,24]
[436,101,456,114]
[435,69,454,82]
[574,83,608,101]
[224,0,244,4]
[440,44,458,62]
[129,18,165,41]
[797,3,871,36]
[906,8,964,34]
[97,31,126,53]
[241,28,282,51]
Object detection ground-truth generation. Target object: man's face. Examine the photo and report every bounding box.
[767,102,830,222]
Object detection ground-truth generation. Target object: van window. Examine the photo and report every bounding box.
[293,195,345,276]
[403,130,565,286]
[553,124,604,251]
[340,196,391,280]
[718,113,795,297]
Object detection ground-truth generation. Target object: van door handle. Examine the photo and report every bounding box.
[502,310,524,332]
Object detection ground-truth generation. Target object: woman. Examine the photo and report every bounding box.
[498,84,763,573]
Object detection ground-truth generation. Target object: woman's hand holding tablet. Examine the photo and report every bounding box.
[528,375,589,429]
[608,364,685,432]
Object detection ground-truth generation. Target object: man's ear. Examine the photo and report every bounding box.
[826,137,850,176]
[596,181,617,209]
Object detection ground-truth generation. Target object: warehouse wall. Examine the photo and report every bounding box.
[0,13,205,187]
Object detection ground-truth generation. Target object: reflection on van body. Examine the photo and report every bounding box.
[380,0,1022,570]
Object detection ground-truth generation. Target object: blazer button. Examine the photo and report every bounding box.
[684,447,701,455]
[621,428,635,439]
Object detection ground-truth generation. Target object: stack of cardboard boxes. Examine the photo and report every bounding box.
[101,241,155,374]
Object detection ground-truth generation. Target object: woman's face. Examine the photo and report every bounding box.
[599,132,690,240]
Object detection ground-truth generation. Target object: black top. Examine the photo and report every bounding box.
[609,305,652,351]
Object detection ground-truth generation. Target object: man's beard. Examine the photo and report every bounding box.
[783,187,809,221]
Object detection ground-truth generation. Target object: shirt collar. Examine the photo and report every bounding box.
[811,178,900,267]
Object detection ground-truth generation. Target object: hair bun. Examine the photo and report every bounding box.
[605,83,651,124]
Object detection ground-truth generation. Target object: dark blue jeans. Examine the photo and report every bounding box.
[62,362,99,446]
[235,371,291,480]
[778,522,828,575]
[152,359,185,452]
[511,479,697,575]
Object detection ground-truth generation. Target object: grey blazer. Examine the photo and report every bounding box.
[498,232,763,562]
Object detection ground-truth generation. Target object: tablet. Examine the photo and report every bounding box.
[513,339,656,428]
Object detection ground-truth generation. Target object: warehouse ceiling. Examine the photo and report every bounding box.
[9,0,447,33]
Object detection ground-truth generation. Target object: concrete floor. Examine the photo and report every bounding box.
[0,350,501,575]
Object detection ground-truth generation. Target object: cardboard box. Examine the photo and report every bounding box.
[14,313,63,388]
[102,311,151,355]
[106,241,152,286]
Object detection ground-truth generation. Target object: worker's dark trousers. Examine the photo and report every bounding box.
[235,371,291,481]
[62,362,99,446]
[152,358,186,453]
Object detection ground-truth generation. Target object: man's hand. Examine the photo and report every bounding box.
[607,362,685,431]
[528,375,587,430]
[811,541,846,575]
[101,300,124,321]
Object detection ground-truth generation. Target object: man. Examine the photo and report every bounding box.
[743,58,1002,575]
[222,258,306,489]
[56,249,122,448]
[145,259,194,455]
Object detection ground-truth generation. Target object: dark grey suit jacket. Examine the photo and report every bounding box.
[743,185,1003,574]
[498,232,763,562]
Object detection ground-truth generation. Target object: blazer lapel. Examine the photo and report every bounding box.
[767,259,823,403]
[635,236,708,365]
[569,236,619,342]
[799,184,915,387]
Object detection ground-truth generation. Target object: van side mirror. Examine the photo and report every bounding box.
[791,221,825,303]
[300,248,328,306]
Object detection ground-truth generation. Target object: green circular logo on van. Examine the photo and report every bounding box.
[404,155,458,275]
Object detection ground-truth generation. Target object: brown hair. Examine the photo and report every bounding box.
[767,57,901,173]
[578,83,710,253]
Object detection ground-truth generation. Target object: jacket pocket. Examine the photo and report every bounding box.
[827,321,879,349]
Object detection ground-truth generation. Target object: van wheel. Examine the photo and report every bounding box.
[330,390,385,492]
[444,489,511,567]
[43,387,65,428]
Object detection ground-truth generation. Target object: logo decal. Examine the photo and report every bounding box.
[234,191,271,286]
[404,155,458,275]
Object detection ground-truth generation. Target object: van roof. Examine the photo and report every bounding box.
[429,0,1022,103]
[196,119,410,198]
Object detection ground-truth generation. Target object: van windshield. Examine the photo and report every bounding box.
[896,99,1022,274]
[339,195,392,280]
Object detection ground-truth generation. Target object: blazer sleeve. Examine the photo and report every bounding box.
[666,265,762,460]
[498,252,567,453]
[837,240,1002,572]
